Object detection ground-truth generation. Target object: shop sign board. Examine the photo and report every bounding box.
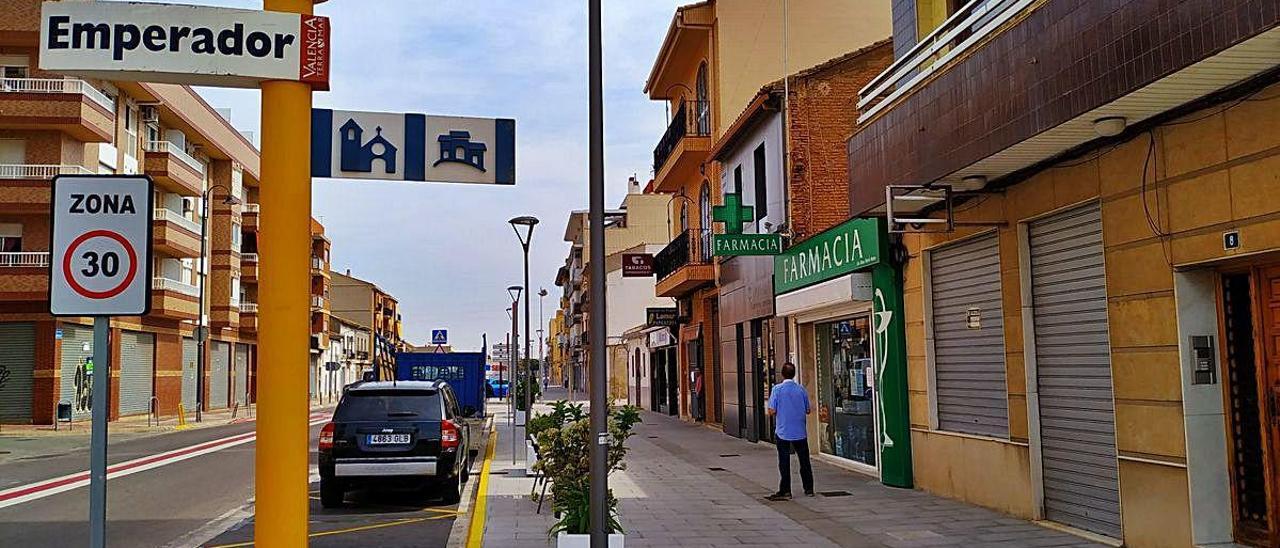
[621,253,653,277]
[39,1,330,89]
[311,109,515,185]
[645,307,678,328]
[713,233,782,256]
[49,175,154,316]
[774,217,881,295]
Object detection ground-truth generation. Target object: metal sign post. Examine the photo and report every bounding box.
[48,175,154,548]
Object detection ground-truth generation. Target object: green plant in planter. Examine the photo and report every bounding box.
[526,412,558,440]
[534,403,642,537]
[513,374,542,411]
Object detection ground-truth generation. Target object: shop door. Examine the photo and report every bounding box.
[59,324,95,419]
[750,319,771,444]
[816,317,877,467]
[0,323,36,423]
[1029,202,1122,538]
[735,323,749,440]
[209,341,230,409]
[688,338,704,421]
[650,349,663,412]
[181,337,198,411]
[665,347,679,417]
[234,343,249,406]
[118,331,154,416]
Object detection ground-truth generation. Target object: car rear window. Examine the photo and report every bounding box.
[335,390,441,421]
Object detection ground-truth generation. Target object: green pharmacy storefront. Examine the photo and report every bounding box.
[773,217,912,488]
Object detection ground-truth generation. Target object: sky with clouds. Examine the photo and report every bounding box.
[165,0,690,350]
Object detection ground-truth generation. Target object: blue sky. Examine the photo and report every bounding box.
[167,1,689,350]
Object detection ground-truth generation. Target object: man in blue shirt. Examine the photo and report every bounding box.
[766,362,813,500]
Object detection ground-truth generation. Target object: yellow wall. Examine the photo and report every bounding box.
[713,0,891,137]
[899,80,1280,547]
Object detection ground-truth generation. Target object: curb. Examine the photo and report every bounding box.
[447,416,495,548]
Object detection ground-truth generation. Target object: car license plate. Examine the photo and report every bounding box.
[367,434,410,445]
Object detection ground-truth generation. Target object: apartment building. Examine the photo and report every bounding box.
[331,269,402,381]
[847,1,1280,546]
[555,177,669,400]
[318,314,370,403]
[644,0,891,427]
[0,0,265,424]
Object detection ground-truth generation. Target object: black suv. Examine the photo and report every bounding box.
[318,381,475,507]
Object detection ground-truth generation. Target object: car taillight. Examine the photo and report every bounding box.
[319,423,335,451]
[441,420,459,449]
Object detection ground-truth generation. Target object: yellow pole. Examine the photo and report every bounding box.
[257,0,313,545]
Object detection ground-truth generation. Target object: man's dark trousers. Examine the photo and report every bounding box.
[776,438,814,495]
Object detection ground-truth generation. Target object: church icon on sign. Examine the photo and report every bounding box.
[339,119,397,174]
[434,130,487,172]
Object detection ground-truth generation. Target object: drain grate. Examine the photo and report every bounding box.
[718,454,740,458]
[819,490,852,497]
[489,470,509,475]
[647,436,659,439]
[707,467,726,472]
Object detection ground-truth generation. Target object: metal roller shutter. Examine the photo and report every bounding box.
[210,341,230,409]
[929,233,1008,437]
[234,343,249,406]
[0,323,37,423]
[118,331,154,415]
[59,324,95,419]
[182,337,198,411]
[1029,202,1121,538]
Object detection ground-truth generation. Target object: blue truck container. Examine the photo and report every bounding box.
[394,351,487,417]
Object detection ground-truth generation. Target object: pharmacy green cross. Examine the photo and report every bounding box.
[713,193,754,235]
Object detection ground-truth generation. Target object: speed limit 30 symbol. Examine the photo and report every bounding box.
[49,175,153,316]
[62,229,139,299]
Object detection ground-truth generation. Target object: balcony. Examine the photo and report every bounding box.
[0,252,50,300]
[311,294,327,310]
[152,208,201,258]
[654,229,714,298]
[0,165,94,213]
[143,141,204,196]
[239,302,257,331]
[311,256,329,276]
[651,100,711,193]
[0,78,114,142]
[848,0,1280,213]
[151,277,199,320]
[240,253,258,280]
[242,202,259,231]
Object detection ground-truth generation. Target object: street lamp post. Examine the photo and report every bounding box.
[588,0,609,543]
[539,288,547,392]
[195,184,239,423]
[510,215,538,465]
[507,285,522,466]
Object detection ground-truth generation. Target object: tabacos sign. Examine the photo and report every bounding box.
[40,1,330,89]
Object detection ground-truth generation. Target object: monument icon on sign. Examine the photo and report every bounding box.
[339,119,397,174]
[435,130,487,172]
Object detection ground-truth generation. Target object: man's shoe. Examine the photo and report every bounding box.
[804,491,816,497]
[765,492,792,501]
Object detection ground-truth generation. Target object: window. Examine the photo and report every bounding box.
[678,203,688,233]
[753,143,767,222]
[699,182,712,257]
[230,277,241,304]
[694,62,710,135]
[123,104,139,156]
[0,138,26,164]
[2,65,28,79]
[0,223,22,252]
[733,165,742,195]
[231,222,242,251]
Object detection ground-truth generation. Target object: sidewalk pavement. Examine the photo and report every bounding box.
[0,399,337,464]
[476,388,1102,548]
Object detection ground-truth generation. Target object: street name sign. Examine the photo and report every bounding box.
[49,176,154,316]
[713,233,782,256]
[312,109,515,185]
[39,1,330,89]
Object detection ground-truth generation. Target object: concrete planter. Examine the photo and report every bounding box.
[556,532,624,548]
[525,438,538,475]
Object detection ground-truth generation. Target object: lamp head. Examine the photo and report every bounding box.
[508,215,539,227]
[507,285,523,301]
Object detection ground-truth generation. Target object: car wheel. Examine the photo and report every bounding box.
[320,478,344,509]
[441,473,462,504]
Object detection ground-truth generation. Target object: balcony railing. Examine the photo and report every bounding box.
[0,251,50,267]
[240,302,258,314]
[0,78,115,112]
[241,252,259,263]
[242,203,260,213]
[654,229,712,281]
[152,276,199,297]
[153,208,201,234]
[857,0,1031,123]
[0,164,92,179]
[144,141,206,175]
[652,99,710,175]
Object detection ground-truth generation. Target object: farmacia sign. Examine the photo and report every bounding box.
[773,217,881,294]
[40,1,329,89]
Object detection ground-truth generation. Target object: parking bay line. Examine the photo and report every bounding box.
[207,514,457,548]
